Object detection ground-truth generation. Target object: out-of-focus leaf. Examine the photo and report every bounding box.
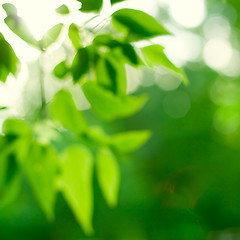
[93,34,121,48]
[2,119,32,137]
[111,130,151,153]
[68,23,82,50]
[111,0,126,4]
[104,51,127,95]
[24,144,58,220]
[0,33,19,82]
[96,147,120,207]
[142,44,188,84]
[39,23,63,50]
[3,4,39,48]
[96,57,118,94]
[0,147,21,208]
[121,43,139,65]
[111,8,170,41]
[71,47,89,83]
[86,126,109,145]
[78,0,103,12]
[2,119,32,165]
[82,81,147,121]
[53,61,69,79]
[56,4,70,15]
[60,145,94,235]
[50,90,87,134]
[0,107,7,110]
[2,3,17,16]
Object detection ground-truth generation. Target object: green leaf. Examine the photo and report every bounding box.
[96,57,118,94]
[24,144,58,220]
[111,0,126,4]
[111,8,170,42]
[0,107,7,110]
[121,43,139,65]
[0,33,19,82]
[2,119,32,165]
[53,61,69,79]
[93,34,121,48]
[3,4,39,48]
[68,23,82,50]
[86,126,109,145]
[82,81,147,121]
[60,145,94,235]
[111,130,151,153]
[0,146,21,208]
[2,119,32,137]
[56,4,70,15]
[2,3,17,17]
[78,0,103,12]
[39,23,63,50]
[96,147,120,207]
[71,47,89,83]
[142,44,188,84]
[50,90,87,134]
[104,51,127,95]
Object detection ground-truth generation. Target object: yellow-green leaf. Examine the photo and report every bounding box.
[60,145,94,235]
[142,44,188,84]
[3,3,39,48]
[24,144,58,220]
[112,8,170,42]
[82,81,147,121]
[39,23,63,50]
[111,130,151,153]
[50,90,87,134]
[96,147,120,207]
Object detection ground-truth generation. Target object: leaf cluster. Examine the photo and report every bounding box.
[0,0,187,234]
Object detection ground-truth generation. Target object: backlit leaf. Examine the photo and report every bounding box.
[112,8,170,41]
[50,90,87,134]
[56,4,70,15]
[0,33,19,82]
[82,81,147,121]
[121,43,139,65]
[78,0,103,12]
[96,57,118,94]
[39,23,63,50]
[68,23,82,50]
[142,44,188,84]
[24,144,58,220]
[96,147,120,207]
[71,47,89,83]
[2,119,32,137]
[3,4,39,48]
[93,34,121,48]
[0,144,21,208]
[111,0,126,4]
[53,61,69,79]
[60,145,94,235]
[111,130,151,153]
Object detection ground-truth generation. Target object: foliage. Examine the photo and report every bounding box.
[0,0,185,236]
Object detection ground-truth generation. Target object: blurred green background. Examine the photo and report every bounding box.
[2,0,240,239]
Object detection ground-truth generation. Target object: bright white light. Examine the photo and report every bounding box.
[203,16,231,40]
[169,0,206,28]
[203,38,233,70]
[156,31,203,67]
[221,50,240,77]
[110,0,157,15]
[155,72,181,91]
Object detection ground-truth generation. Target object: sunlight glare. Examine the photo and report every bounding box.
[169,0,206,28]
[203,38,233,70]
